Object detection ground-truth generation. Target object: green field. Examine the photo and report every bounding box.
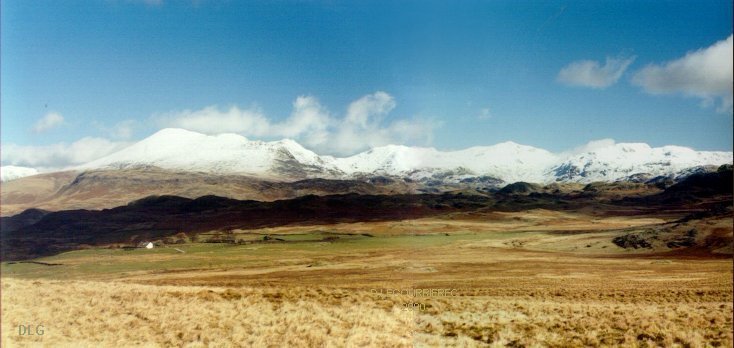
[1,231,522,280]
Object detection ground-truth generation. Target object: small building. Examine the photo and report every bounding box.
[136,241,155,249]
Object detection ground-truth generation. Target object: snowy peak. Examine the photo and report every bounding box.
[331,141,558,182]
[0,166,39,182]
[78,128,338,179]
[72,128,732,184]
[332,145,441,174]
[551,143,732,182]
[451,143,558,183]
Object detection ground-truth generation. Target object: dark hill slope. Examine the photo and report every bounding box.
[1,193,492,261]
[628,165,732,206]
[497,182,542,195]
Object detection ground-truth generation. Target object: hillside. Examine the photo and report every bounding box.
[61,128,733,184]
[2,129,730,216]
[0,168,416,216]
[2,166,731,261]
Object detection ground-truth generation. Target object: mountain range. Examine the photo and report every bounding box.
[3,128,731,184]
[0,128,731,216]
[2,166,732,261]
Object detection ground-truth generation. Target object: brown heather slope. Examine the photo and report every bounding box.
[0,171,78,214]
[1,166,731,261]
[0,193,495,260]
[0,167,416,216]
[2,215,731,347]
[0,169,731,347]
[5,165,724,217]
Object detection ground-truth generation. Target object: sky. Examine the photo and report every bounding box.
[1,0,732,170]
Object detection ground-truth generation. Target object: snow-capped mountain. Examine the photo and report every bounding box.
[0,166,39,182]
[72,128,732,184]
[550,143,732,182]
[330,142,558,183]
[78,128,342,179]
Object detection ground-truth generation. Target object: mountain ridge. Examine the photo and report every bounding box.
[2,128,731,184]
[2,166,731,261]
[75,128,733,183]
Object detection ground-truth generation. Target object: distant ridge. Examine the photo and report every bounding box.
[3,166,731,261]
[69,128,731,184]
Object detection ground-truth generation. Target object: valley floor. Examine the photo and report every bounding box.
[2,211,732,347]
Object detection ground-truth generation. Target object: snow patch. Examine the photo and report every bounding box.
[1,166,39,182]
[73,128,733,184]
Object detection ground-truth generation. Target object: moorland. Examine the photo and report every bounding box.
[1,167,732,347]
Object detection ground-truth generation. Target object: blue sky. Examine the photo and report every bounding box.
[1,0,732,168]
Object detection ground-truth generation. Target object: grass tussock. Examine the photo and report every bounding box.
[1,278,416,347]
[2,277,732,347]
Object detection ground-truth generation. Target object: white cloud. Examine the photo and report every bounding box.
[562,138,616,156]
[32,112,64,133]
[382,118,436,148]
[110,120,137,139]
[326,92,435,155]
[344,91,396,128]
[271,96,332,148]
[155,105,271,136]
[1,137,130,171]
[94,119,139,139]
[557,55,636,89]
[331,92,402,155]
[158,91,437,156]
[478,107,492,120]
[632,35,733,113]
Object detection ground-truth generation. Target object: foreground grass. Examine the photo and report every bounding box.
[2,213,732,347]
[2,278,414,347]
[2,277,731,347]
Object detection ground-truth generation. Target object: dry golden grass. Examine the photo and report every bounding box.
[3,274,731,347]
[2,279,417,347]
[233,209,666,237]
[2,211,732,347]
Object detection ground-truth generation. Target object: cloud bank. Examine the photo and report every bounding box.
[2,138,130,171]
[561,138,617,157]
[557,56,635,89]
[632,35,733,113]
[2,92,435,170]
[156,91,436,156]
[32,112,64,133]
